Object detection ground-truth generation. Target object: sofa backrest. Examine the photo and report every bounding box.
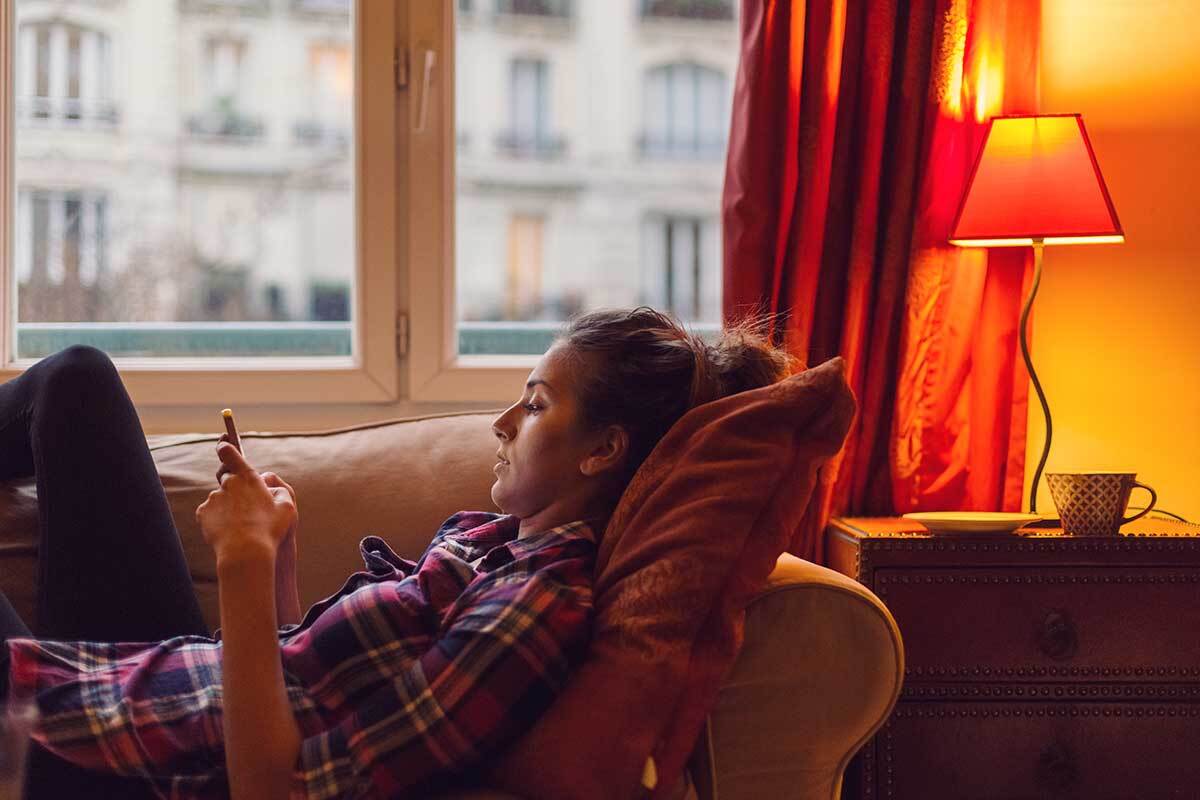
[0,410,505,630]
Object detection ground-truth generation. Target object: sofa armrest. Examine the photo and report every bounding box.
[690,553,904,800]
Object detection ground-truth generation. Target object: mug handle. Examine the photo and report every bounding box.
[1121,480,1158,525]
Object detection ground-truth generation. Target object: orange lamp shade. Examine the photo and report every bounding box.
[949,114,1124,247]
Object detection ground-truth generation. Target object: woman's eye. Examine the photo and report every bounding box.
[523,403,541,413]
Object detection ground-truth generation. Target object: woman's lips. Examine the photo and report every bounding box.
[493,461,508,472]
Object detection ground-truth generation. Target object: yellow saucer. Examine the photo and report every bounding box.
[902,512,1042,534]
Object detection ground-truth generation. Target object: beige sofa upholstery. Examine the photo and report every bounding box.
[0,410,903,799]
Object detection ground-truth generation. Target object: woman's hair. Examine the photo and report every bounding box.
[554,306,799,485]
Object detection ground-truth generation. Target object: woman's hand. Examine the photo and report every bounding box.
[263,472,302,626]
[197,441,297,568]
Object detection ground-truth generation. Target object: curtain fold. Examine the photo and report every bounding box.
[723,0,1041,562]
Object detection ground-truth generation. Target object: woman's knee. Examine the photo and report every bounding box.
[33,345,124,406]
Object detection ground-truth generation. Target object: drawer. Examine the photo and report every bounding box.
[875,567,1200,681]
[874,701,1200,799]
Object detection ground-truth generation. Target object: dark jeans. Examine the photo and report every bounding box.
[0,345,210,799]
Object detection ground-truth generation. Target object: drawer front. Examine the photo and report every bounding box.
[876,701,1200,799]
[876,567,1200,680]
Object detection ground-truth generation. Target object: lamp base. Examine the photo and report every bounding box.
[1025,517,1062,529]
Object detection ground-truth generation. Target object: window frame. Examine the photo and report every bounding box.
[0,0,402,408]
[404,0,537,404]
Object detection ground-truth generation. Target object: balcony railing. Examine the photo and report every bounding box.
[293,120,350,149]
[180,0,270,14]
[496,0,572,18]
[638,132,726,160]
[640,0,734,21]
[17,97,120,128]
[290,0,350,14]
[495,130,568,159]
[187,108,265,141]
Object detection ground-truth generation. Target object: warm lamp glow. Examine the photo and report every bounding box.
[950,114,1123,246]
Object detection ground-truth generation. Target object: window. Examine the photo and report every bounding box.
[497,58,562,157]
[640,215,720,323]
[295,42,351,147]
[17,21,116,126]
[641,62,729,159]
[16,189,108,292]
[2,0,400,408]
[437,1,736,392]
[505,214,544,319]
[310,281,349,321]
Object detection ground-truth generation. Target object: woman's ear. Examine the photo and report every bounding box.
[579,425,628,477]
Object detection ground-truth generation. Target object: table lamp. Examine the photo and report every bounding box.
[949,113,1124,514]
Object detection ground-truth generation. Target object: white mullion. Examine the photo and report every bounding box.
[98,34,112,105]
[80,195,98,286]
[47,194,65,285]
[16,192,32,284]
[49,24,68,120]
[80,30,99,120]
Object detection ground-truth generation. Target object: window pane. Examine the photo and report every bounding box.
[11,0,356,358]
[455,3,736,355]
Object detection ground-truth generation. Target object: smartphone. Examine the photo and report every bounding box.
[221,408,242,453]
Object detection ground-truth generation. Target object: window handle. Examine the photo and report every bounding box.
[415,48,436,134]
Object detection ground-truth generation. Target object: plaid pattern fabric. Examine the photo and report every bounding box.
[6,511,596,799]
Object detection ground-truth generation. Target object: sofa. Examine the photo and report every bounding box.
[0,409,904,799]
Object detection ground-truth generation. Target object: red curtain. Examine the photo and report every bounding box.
[723,0,1041,563]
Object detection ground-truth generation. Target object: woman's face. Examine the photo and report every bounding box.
[490,343,625,536]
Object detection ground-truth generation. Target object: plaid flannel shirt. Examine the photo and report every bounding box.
[5,511,596,799]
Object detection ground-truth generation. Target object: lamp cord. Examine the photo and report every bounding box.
[1020,241,1052,513]
[1127,507,1192,524]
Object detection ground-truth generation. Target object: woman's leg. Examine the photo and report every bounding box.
[0,346,203,799]
[0,344,207,641]
[2,590,157,800]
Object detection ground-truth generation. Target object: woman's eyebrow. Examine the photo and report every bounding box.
[525,379,553,394]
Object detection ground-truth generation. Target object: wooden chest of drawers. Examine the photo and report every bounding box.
[826,516,1200,800]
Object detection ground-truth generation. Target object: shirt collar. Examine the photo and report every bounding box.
[455,513,597,547]
[516,517,597,544]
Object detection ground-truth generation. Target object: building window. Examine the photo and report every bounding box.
[16,189,109,289]
[640,0,734,21]
[14,189,110,323]
[17,21,117,126]
[496,58,564,157]
[310,281,350,321]
[200,265,251,321]
[641,215,720,323]
[641,62,729,159]
[295,42,351,147]
[188,37,264,139]
[505,215,544,320]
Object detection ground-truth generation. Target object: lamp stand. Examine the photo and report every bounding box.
[1019,240,1052,514]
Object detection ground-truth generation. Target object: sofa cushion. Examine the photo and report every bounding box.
[489,357,856,799]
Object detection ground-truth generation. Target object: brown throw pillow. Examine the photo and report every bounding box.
[488,356,856,799]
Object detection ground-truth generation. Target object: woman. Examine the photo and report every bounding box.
[0,307,794,799]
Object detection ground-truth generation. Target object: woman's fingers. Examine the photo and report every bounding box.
[261,472,297,505]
